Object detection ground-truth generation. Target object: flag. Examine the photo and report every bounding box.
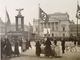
[39,7,48,22]
[76,1,80,19]
[5,9,11,25]
[5,8,11,34]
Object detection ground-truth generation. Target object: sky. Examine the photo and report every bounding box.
[0,0,80,25]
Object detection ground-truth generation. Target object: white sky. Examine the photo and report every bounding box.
[0,0,80,25]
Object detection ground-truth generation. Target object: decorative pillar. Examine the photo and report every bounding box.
[15,9,24,32]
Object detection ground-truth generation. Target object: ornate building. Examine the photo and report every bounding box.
[33,12,73,38]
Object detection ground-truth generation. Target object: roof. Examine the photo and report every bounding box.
[48,12,69,16]
[48,12,69,22]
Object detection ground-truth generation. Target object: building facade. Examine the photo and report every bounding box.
[70,24,80,37]
[33,12,73,38]
[0,18,5,38]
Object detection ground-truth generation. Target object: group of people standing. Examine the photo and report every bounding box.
[36,37,65,57]
[1,37,66,58]
[1,38,21,59]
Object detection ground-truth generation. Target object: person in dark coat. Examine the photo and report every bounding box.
[61,40,65,54]
[54,40,57,46]
[36,41,41,57]
[26,40,31,50]
[44,37,52,57]
[1,38,6,59]
[14,41,20,56]
[5,38,12,57]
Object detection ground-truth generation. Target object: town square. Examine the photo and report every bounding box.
[0,0,80,60]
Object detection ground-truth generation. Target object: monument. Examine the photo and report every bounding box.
[15,8,24,32]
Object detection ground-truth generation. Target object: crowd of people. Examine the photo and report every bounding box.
[35,37,65,57]
[1,36,79,59]
[1,37,31,59]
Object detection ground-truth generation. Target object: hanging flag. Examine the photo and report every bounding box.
[39,7,48,22]
[5,9,11,25]
[5,8,11,34]
[76,1,80,19]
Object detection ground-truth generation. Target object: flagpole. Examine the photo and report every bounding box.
[38,3,40,40]
[77,18,78,37]
[77,0,79,37]
[5,8,7,37]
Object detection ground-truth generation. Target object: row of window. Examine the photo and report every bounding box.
[40,25,65,31]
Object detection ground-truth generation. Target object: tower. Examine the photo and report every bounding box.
[15,8,24,32]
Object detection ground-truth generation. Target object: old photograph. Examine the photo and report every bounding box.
[0,0,80,60]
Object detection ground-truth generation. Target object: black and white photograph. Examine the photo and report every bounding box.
[0,0,80,60]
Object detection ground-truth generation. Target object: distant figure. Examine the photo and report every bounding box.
[74,37,76,46]
[61,40,65,54]
[36,41,41,57]
[26,40,31,50]
[14,41,20,56]
[5,38,12,57]
[44,37,52,57]
[54,40,57,46]
[55,41,62,57]
[1,38,6,58]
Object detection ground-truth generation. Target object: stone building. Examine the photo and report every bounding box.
[70,24,80,37]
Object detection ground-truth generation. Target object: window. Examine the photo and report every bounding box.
[63,33,65,37]
[52,33,54,37]
[63,27,65,31]
[55,22,58,31]
[48,23,50,28]
[52,22,54,31]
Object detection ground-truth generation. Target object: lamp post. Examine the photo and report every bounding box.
[77,10,80,45]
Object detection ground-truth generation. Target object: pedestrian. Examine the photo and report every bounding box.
[36,40,41,57]
[1,38,6,59]
[61,39,65,54]
[54,40,57,46]
[51,41,56,57]
[55,41,62,57]
[5,38,12,57]
[26,40,31,50]
[44,37,52,57]
[14,40,20,56]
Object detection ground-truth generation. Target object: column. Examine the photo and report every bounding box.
[54,22,56,31]
[50,22,52,32]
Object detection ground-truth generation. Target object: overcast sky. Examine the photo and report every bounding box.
[0,0,80,25]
